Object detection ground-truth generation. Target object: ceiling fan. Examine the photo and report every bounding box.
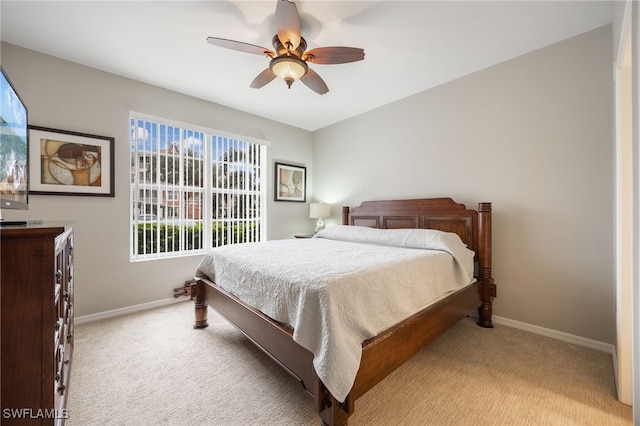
[206,0,365,95]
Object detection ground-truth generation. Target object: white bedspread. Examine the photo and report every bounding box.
[194,226,475,403]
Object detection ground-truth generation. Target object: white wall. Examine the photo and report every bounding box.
[0,42,314,317]
[312,26,615,344]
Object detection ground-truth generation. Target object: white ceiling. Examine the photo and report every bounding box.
[1,1,613,131]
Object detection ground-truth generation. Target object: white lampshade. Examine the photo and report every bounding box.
[309,203,331,219]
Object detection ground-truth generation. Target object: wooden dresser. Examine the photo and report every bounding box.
[1,224,74,425]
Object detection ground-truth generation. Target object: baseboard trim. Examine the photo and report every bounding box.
[75,297,188,325]
[493,315,614,355]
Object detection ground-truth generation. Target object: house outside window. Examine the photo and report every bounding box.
[130,113,267,260]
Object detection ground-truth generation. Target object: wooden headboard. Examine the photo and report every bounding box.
[341,198,492,285]
[341,197,476,249]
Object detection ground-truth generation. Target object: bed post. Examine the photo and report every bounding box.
[342,206,350,225]
[193,279,209,329]
[315,379,353,426]
[477,202,495,328]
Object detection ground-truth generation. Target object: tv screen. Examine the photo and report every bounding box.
[0,66,28,211]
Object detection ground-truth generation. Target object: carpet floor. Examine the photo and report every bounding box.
[67,301,632,425]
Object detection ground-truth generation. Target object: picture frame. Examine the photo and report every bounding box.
[274,162,306,202]
[28,125,115,197]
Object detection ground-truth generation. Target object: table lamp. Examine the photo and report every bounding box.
[310,203,331,233]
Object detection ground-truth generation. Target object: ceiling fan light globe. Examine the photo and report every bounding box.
[270,56,308,85]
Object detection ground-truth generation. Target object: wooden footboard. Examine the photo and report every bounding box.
[190,198,494,425]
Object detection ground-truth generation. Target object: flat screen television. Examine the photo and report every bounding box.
[0,65,29,224]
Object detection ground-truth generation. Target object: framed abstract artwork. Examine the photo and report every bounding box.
[28,125,115,196]
[274,162,306,202]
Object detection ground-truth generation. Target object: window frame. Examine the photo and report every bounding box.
[130,112,268,261]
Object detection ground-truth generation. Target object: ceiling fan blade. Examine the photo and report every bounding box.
[207,37,274,57]
[275,0,301,50]
[303,47,365,64]
[300,68,329,95]
[250,68,277,89]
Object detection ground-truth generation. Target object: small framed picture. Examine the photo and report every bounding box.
[274,162,306,202]
[29,125,115,197]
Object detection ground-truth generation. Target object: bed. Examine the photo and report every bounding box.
[182,197,495,425]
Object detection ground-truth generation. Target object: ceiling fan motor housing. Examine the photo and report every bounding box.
[272,35,307,58]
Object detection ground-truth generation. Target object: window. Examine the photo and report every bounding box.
[130,113,267,260]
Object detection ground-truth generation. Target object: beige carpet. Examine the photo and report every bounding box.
[67,301,632,426]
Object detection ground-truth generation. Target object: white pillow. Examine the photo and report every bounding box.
[315,225,475,281]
